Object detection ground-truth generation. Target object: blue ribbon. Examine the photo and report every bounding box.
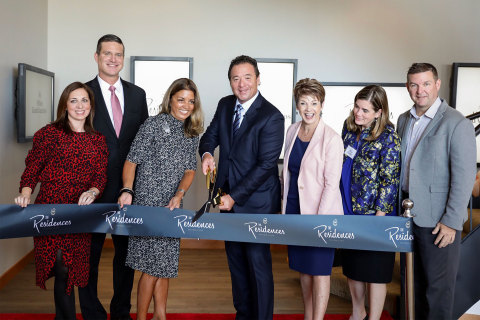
[0,204,413,252]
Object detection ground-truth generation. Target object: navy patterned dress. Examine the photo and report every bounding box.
[125,113,198,278]
[340,123,400,283]
[286,137,335,276]
[340,124,400,216]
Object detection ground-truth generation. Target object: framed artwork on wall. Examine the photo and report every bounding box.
[131,56,193,116]
[16,63,55,143]
[321,82,413,135]
[256,58,298,159]
[450,62,480,163]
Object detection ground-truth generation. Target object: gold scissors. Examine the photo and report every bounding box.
[192,168,223,222]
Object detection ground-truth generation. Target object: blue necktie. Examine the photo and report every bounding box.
[232,104,243,136]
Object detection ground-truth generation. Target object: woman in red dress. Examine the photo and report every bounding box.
[15,82,108,320]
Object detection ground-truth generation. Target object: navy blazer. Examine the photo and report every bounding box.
[87,77,149,203]
[199,93,284,213]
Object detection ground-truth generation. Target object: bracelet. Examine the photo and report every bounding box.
[119,187,135,198]
[177,188,186,198]
[86,189,97,198]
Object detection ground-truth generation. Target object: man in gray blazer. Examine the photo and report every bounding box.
[397,63,476,319]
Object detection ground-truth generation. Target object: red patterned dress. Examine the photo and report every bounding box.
[19,124,108,294]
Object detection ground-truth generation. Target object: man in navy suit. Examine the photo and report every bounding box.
[199,55,284,320]
[78,34,149,320]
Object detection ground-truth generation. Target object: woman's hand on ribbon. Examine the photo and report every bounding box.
[118,192,132,209]
[14,187,32,208]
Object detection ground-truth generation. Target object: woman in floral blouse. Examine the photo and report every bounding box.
[340,85,400,320]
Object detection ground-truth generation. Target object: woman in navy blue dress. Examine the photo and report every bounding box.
[340,85,400,320]
[282,79,344,320]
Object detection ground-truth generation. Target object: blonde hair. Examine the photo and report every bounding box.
[346,85,393,141]
[159,78,204,137]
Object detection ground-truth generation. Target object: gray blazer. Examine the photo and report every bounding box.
[397,99,476,230]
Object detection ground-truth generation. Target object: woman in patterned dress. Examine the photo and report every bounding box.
[340,85,401,320]
[118,78,203,320]
[15,82,108,320]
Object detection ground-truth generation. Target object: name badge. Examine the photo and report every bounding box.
[345,145,357,159]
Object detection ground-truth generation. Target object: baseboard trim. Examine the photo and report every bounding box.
[181,239,225,249]
[105,238,287,250]
[0,250,34,290]
[104,238,226,249]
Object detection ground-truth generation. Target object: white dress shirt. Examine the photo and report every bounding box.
[234,91,259,127]
[97,76,125,126]
[402,97,441,192]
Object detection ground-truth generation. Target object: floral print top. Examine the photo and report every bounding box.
[341,123,401,215]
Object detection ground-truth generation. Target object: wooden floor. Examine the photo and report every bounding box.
[0,245,352,315]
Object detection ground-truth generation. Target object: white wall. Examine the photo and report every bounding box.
[46,0,480,213]
[0,0,48,275]
[1,0,480,275]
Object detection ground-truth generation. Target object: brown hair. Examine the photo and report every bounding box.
[346,85,393,141]
[96,34,124,55]
[407,63,438,81]
[52,82,95,134]
[294,78,325,104]
[159,78,204,137]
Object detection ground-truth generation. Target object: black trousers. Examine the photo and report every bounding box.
[412,224,461,320]
[78,233,135,320]
[53,249,76,320]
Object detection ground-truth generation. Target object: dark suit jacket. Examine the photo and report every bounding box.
[87,77,149,203]
[199,93,284,213]
[397,99,476,230]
